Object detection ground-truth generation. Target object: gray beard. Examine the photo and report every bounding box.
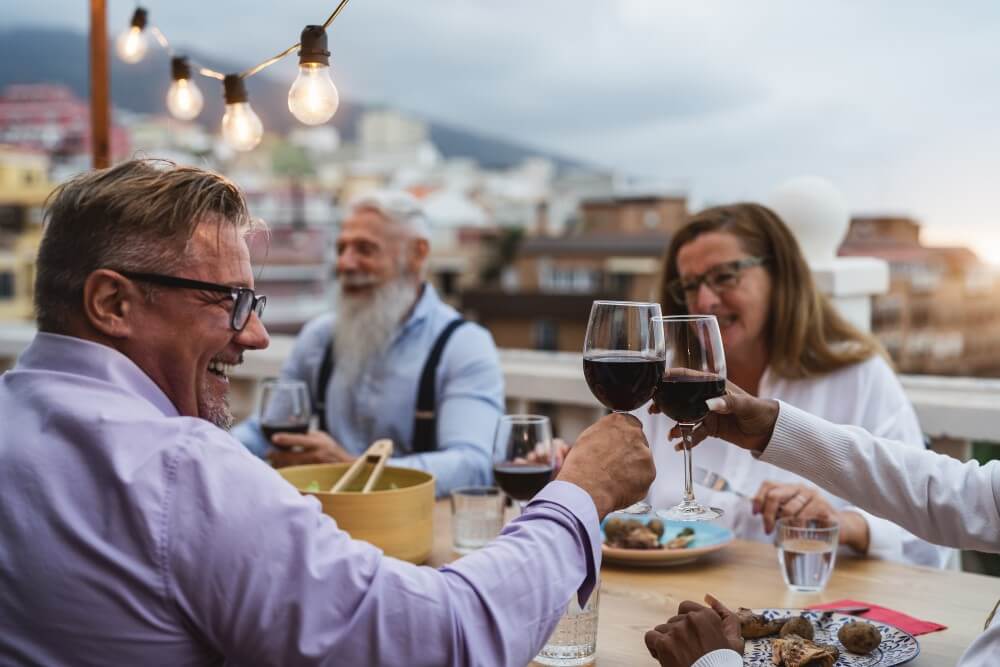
[332,279,418,389]
[199,388,234,431]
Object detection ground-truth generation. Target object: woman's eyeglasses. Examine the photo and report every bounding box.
[116,271,267,332]
[667,256,767,305]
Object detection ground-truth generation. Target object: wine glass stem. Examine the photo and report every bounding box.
[681,424,696,504]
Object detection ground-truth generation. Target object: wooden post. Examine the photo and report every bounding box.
[89,0,110,169]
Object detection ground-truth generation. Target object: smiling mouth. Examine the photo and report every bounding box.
[207,359,237,381]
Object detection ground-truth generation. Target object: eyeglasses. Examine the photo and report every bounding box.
[117,271,267,332]
[667,257,767,305]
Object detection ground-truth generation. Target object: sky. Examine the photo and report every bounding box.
[7,1,1000,262]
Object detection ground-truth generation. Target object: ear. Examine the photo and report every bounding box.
[82,270,141,339]
[409,237,430,274]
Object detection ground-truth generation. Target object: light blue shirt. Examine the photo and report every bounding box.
[0,332,600,665]
[234,283,504,497]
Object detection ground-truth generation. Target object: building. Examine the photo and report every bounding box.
[462,193,687,351]
[0,145,53,322]
[840,215,1000,376]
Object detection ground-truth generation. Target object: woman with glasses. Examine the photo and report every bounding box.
[641,203,951,567]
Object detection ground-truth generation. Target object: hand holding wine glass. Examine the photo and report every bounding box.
[653,315,727,522]
[492,415,555,513]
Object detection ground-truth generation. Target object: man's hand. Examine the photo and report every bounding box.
[267,430,356,468]
[645,595,744,666]
[556,413,654,519]
[657,381,779,454]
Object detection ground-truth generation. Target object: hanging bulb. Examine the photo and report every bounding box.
[287,25,339,125]
[166,57,204,121]
[222,75,263,151]
[116,8,149,64]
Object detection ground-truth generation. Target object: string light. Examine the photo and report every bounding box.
[222,75,263,151]
[115,8,149,64]
[116,0,352,150]
[288,26,340,126]
[166,57,204,121]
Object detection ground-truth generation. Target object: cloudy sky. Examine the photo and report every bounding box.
[8,1,1000,262]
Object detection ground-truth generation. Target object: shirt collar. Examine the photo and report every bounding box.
[16,332,180,417]
[399,282,440,334]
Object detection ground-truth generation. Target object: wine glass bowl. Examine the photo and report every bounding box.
[259,378,312,448]
[492,415,555,512]
[653,315,727,522]
[583,300,664,514]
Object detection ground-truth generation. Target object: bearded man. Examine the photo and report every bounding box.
[234,191,504,496]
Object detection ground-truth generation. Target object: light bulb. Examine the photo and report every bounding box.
[288,64,340,125]
[166,57,203,121]
[116,8,149,64]
[116,26,148,64]
[222,102,263,151]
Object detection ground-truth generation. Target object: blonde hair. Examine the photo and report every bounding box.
[36,159,256,333]
[657,203,886,379]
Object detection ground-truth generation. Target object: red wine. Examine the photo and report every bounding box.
[493,463,554,501]
[653,374,726,424]
[262,422,309,448]
[583,356,665,412]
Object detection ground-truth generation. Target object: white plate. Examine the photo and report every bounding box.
[743,608,920,666]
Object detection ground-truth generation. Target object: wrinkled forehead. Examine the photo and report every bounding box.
[183,220,254,286]
[339,208,406,245]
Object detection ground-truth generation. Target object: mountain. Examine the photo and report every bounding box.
[0,27,591,170]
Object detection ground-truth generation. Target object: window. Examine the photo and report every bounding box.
[534,319,559,351]
[0,272,14,300]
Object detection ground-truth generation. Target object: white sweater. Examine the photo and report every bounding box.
[640,355,953,568]
[691,401,1000,667]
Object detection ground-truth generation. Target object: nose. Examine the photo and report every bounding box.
[235,311,270,351]
[336,246,359,275]
[691,282,721,314]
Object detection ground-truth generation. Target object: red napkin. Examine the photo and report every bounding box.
[807,599,947,636]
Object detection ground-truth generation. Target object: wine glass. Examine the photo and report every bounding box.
[259,378,312,449]
[583,300,665,514]
[492,415,555,513]
[653,315,727,521]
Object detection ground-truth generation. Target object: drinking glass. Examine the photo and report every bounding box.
[492,415,554,513]
[535,581,600,666]
[583,300,665,513]
[776,517,840,592]
[652,315,727,521]
[259,378,312,449]
[450,486,504,554]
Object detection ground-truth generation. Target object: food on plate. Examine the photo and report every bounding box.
[779,616,815,640]
[770,634,839,667]
[738,608,790,639]
[603,519,696,550]
[838,620,882,654]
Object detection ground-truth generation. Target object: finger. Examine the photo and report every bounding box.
[752,481,780,514]
[677,600,708,615]
[643,629,664,659]
[704,594,735,618]
[270,432,321,449]
[761,487,800,533]
[655,621,679,632]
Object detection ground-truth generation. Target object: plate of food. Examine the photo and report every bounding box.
[740,607,919,666]
[600,514,733,566]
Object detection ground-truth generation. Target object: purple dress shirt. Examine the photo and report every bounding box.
[0,333,601,666]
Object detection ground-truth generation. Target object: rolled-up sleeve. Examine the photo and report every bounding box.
[165,428,598,667]
[394,323,504,496]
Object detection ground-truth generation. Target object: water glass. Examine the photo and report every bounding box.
[450,486,504,554]
[535,582,600,666]
[776,517,839,592]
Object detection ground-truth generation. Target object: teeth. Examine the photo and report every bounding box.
[208,360,236,377]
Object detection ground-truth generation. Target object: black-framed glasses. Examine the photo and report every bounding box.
[667,256,768,305]
[117,271,266,332]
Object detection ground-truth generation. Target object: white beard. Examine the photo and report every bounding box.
[332,279,418,389]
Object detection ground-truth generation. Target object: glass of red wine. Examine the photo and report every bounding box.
[583,300,665,514]
[492,415,555,514]
[259,379,312,450]
[653,315,727,521]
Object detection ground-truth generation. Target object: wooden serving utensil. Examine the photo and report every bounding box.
[330,439,394,493]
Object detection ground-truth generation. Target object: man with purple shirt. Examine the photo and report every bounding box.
[0,160,655,666]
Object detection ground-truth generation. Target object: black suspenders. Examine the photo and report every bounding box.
[313,318,466,453]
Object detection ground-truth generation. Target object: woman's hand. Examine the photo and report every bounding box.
[753,481,870,553]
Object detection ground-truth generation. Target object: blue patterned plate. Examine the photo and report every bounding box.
[600,513,733,566]
[743,608,919,666]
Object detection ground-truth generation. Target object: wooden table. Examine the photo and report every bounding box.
[428,500,1000,666]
